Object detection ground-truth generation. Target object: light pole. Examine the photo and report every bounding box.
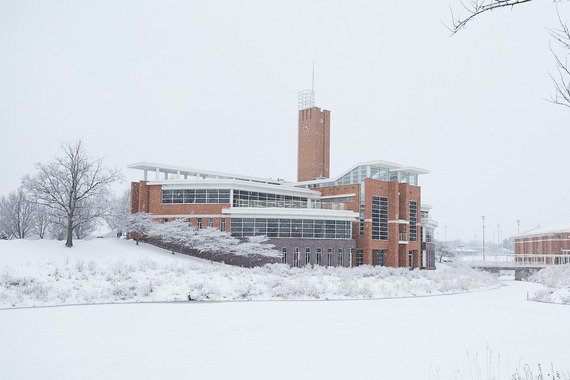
[481,216,486,260]
[497,224,500,247]
[517,220,521,235]
[444,226,447,245]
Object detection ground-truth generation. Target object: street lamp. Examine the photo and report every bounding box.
[517,220,521,235]
[497,224,500,248]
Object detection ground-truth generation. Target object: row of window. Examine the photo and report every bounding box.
[283,247,346,267]
[162,188,312,209]
[163,189,230,204]
[230,218,352,239]
[233,190,308,209]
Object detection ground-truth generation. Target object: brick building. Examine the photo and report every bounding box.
[129,89,437,269]
[514,224,570,263]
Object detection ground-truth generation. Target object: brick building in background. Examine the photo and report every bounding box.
[129,88,437,269]
[514,224,570,264]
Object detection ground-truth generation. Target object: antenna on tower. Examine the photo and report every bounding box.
[312,61,315,93]
[297,63,316,110]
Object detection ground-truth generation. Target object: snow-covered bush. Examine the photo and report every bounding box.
[529,264,570,305]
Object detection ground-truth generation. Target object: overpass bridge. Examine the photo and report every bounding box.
[456,254,570,280]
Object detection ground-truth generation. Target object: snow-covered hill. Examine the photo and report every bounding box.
[0,238,498,308]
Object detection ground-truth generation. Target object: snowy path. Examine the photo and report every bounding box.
[0,279,568,380]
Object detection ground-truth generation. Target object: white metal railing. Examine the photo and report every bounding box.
[457,253,570,266]
[399,233,407,242]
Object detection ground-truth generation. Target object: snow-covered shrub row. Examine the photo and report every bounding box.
[0,247,498,308]
[529,264,570,305]
[130,215,280,258]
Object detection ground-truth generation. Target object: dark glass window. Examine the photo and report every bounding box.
[372,196,388,241]
[409,201,418,242]
[356,249,364,266]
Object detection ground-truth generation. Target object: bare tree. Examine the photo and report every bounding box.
[32,203,51,239]
[435,241,456,263]
[23,140,122,247]
[450,0,570,108]
[0,187,35,239]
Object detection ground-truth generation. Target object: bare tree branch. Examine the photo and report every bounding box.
[548,9,570,107]
[449,0,534,35]
[449,0,570,108]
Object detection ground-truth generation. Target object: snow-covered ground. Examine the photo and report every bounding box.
[0,239,498,307]
[1,239,568,379]
[0,278,568,379]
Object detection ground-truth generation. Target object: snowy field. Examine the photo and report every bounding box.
[1,239,569,379]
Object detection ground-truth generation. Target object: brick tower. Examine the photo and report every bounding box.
[297,89,330,182]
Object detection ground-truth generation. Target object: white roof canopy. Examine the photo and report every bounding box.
[128,162,284,185]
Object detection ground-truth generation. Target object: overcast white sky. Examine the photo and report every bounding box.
[1,1,568,242]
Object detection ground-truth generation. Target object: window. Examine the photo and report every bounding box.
[197,218,202,229]
[409,201,417,242]
[338,248,343,266]
[163,218,169,223]
[293,248,300,268]
[356,249,364,266]
[409,250,414,268]
[327,248,333,266]
[316,248,322,266]
[281,248,287,264]
[208,217,214,228]
[426,227,434,243]
[305,248,311,266]
[372,196,388,240]
[374,249,386,266]
[220,218,226,232]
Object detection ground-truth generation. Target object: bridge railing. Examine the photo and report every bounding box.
[456,253,570,267]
